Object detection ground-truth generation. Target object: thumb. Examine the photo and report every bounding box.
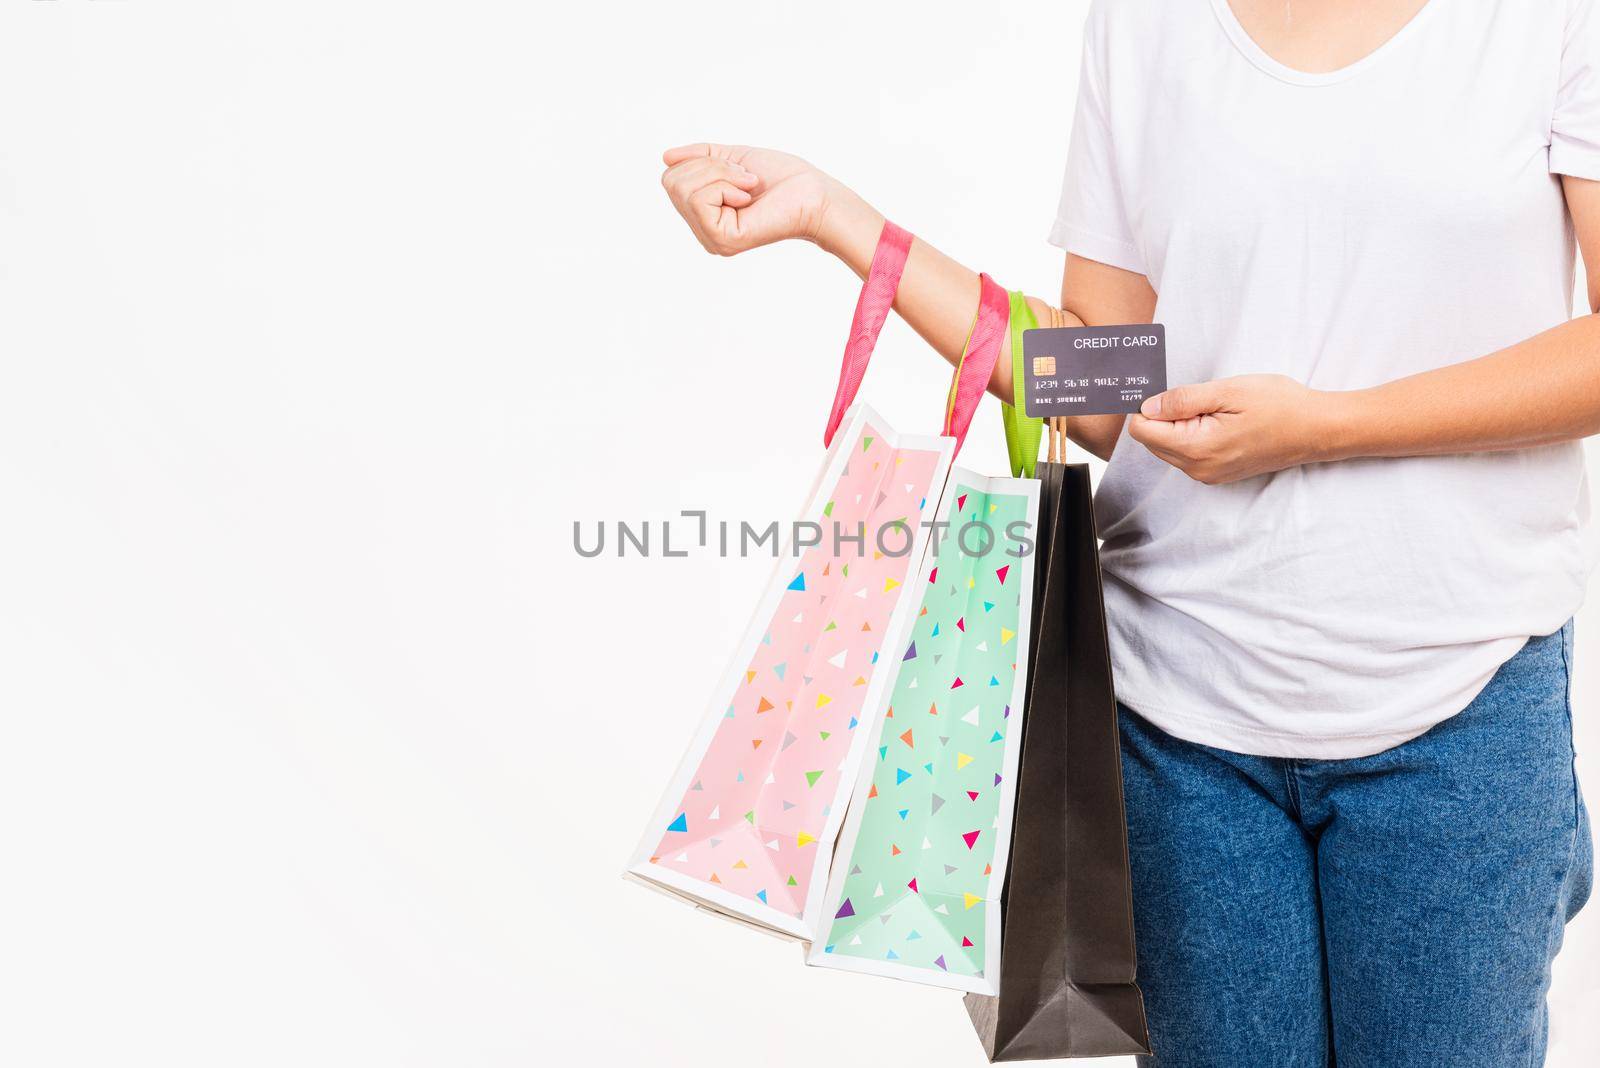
[1140,381,1228,420]
[663,142,748,167]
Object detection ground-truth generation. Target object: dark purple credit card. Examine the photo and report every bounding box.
[1021,324,1167,417]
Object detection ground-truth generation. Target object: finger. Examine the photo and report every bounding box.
[663,143,713,166]
[1154,451,1214,483]
[692,180,752,211]
[684,181,756,252]
[1131,430,1199,475]
[662,157,760,197]
[1139,380,1231,421]
[1130,416,1230,483]
[1143,443,1191,471]
[1126,413,1188,454]
[663,142,750,167]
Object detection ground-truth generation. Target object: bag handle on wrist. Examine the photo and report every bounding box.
[943,273,1010,457]
[823,220,913,447]
[1000,290,1044,477]
[822,221,1010,460]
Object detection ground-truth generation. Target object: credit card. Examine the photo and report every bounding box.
[1021,324,1167,417]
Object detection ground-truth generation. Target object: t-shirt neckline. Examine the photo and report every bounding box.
[1207,0,1444,87]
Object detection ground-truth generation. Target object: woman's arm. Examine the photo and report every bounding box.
[660,143,1156,459]
[1128,176,1600,483]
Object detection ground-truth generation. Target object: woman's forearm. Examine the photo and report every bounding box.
[813,181,1128,459]
[1325,314,1600,460]
[814,182,1068,398]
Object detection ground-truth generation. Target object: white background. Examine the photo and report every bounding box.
[0,1,1593,1065]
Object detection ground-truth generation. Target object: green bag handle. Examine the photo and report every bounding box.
[1000,290,1043,478]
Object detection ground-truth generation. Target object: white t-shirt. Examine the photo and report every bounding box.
[1052,0,1599,758]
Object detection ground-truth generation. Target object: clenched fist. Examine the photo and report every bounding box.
[660,143,836,256]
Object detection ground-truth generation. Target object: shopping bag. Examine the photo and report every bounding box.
[626,226,1012,941]
[625,402,952,939]
[962,459,1150,1060]
[807,466,1040,993]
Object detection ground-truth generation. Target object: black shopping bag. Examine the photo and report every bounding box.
[963,461,1150,1060]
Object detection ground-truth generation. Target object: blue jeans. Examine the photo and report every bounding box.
[1120,622,1593,1067]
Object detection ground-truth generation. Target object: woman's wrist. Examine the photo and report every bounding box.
[811,179,888,278]
[1308,387,1376,463]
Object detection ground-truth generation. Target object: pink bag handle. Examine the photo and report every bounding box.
[822,221,914,447]
[943,272,1010,456]
[821,223,1009,458]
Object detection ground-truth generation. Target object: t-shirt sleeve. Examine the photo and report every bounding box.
[1551,0,1600,178]
[1047,5,1144,274]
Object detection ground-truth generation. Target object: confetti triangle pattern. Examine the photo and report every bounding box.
[633,410,951,937]
[809,471,1038,991]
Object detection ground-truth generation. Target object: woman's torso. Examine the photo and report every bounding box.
[1073,0,1594,756]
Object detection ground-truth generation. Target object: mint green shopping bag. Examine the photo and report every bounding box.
[806,466,1041,993]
